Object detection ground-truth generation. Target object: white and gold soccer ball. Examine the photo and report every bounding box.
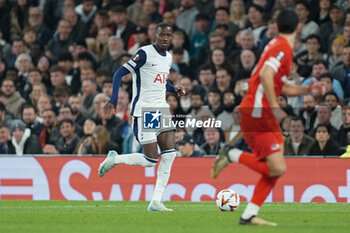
[216,189,240,212]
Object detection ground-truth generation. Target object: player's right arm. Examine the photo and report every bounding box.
[104,49,147,116]
[260,64,287,122]
[103,66,131,116]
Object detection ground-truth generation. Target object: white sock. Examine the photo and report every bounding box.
[151,149,176,203]
[241,202,260,219]
[228,148,243,163]
[115,153,158,167]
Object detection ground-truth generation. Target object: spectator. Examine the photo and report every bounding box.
[189,91,206,120]
[21,104,44,137]
[47,19,73,62]
[0,102,15,126]
[336,106,350,148]
[88,9,110,38]
[142,0,162,23]
[38,109,60,149]
[217,90,236,131]
[234,49,256,81]
[75,0,97,27]
[200,127,224,156]
[208,87,223,117]
[110,5,136,50]
[8,119,42,155]
[284,116,315,156]
[208,47,235,77]
[319,4,344,53]
[295,1,320,40]
[80,66,96,81]
[36,55,52,87]
[224,106,242,145]
[14,53,33,96]
[100,36,124,75]
[198,64,216,94]
[215,68,234,93]
[308,124,344,156]
[0,123,11,154]
[215,7,239,39]
[327,37,345,73]
[75,117,96,155]
[102,79,113,98]
[315,0,331,25]
[127,0,143,24]
[170,30,190,65]
[247,4,267,46]
[309,103,338,138]
[277,95,295,116]
[230,28,258,65]
[68,95,86,127]
[179,76,193,114]
[115,89,130,123]
[189,13,211,60]
[0,0,11,42]
[166,93,185,122]
[127,26,149,55]
[87,125,121,154]
[58,103,83,137]
[81,78,98,117]
[22,27,38,47]
[23,68,44,101]
[9,0,30,39]
[3,38,26,67]
[87,27,110,63]
[36,94,53,119]
[324,91,342,130]
[162,10,190,50]
[95,100,122,145]
[339,47,350,100]
[46,119,81,154]
[299,94,318,133]
[229,0,247,29]
[95,68,110,92]
[63,7,89,43]
[295,34,324,78]
[176,0,199,39]
[0,78,26,118]
[28,7,53,45]
[178,134,202,157]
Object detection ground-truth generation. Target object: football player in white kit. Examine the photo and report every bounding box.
[99,23,185,211]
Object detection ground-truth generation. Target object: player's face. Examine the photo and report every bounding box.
[155,26,173,50]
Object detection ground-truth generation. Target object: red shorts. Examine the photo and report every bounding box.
[240,113,283,160]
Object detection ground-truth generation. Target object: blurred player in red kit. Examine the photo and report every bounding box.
[212,9,326,226]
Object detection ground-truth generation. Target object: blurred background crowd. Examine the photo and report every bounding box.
[0,0,350,157]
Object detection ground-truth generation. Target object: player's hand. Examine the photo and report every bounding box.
[272,107,287,123]
[103,102,115,117]
[175,85,185,96]
[309,81,326,96]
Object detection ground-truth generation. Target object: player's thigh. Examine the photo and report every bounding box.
[157,130,175,151]
[265,144,286,178]
[141,142,159,159]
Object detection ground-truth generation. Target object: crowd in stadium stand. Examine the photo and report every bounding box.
[0,0,350,157]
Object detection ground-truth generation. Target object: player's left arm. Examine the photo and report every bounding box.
[281,81,326,96]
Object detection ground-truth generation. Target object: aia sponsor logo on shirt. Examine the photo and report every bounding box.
[153,73,168,83]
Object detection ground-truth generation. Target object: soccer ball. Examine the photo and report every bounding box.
[216,189,240,212]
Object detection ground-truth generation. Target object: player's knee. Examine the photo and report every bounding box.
[270,165,286,178]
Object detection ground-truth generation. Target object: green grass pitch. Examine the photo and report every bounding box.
[0,201,349,233]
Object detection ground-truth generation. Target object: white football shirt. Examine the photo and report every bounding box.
[123,44,172,117]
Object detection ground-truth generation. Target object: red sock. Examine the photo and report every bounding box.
[238,152,270,177]
[251,175,278,206]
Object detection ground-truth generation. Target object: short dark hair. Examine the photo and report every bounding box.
[102,79,113,86]
[155,22,173,34]
[50,65,66,74]
[172,47,184,55]
[195,13,210,21]
[248,3,265,14]
[28,67,42,75]
[208,87,221,95]
[324,91,339,102]
[199,64,215,73]
[312,58,327,68]
[290,116,304,125]
[319,73,333,83]
[315,124,331,135]
[111,5,126,14]
[96,68,110,78]
[21,103,37,115]
[306,34,321,44]
[215,7,230,15]
[58,53,73,62]
[59,118,74,128]
[0,102,6,112]
[276,9,299,34]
